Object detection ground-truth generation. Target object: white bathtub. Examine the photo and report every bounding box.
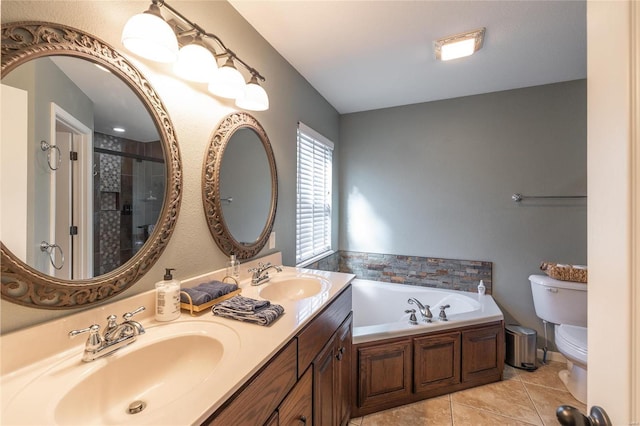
[352,278,504,344]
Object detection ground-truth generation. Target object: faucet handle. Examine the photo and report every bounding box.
[404,309,418,325]
[69,324,100,338]
[439,304,451,321]
[69,324,102,350]
[123,306,145,321]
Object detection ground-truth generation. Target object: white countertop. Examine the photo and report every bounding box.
[0,253,355,425]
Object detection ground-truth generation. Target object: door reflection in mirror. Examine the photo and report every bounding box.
[1,55,163,279]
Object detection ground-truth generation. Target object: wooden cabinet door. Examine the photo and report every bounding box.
[264,411,279,426]
[355,339,412,412]
[414,331,461,395]
[314,333,337,426]
[279,367,312,426]
[206,341,297,425]
[461,323,504,383]
[335,314,353,426]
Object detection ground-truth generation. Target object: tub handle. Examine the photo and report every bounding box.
[405,309,418,325]
[439,304,451,321]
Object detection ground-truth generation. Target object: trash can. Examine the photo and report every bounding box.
[505,324,537,371]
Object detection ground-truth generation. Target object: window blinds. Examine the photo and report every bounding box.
[296,122,334,265]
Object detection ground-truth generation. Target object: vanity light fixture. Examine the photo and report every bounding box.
[235,75,269,111]
[173,36,217,83]
[121,0,269,111]
[434,27,485,61]
[121,1,179,63]
[208,57,246,99]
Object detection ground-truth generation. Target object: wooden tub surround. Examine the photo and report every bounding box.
[351,321,505,418]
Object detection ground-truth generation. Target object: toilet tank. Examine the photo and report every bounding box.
[529,274,587,327]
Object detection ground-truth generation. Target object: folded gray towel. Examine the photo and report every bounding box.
[180,288,212,305]
[211,296,284,326]
[213,294,270,313]
[196,281,238,299]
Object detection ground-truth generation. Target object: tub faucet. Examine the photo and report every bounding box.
[69,306,146,362]
[408,298,433,323]
[439,304,451,321]
[249,262,283,286]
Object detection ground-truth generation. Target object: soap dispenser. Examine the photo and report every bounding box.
[155,268,181,321]
[478,280,486,296]
[226,254,240,279]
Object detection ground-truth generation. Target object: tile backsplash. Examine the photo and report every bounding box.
[306,250,492,294]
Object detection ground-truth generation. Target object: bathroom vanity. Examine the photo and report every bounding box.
[0,254,356,425]
[207,282,352,425]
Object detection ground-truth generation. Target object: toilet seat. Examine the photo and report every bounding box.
[555,324,587,366]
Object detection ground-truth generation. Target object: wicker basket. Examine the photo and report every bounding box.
[540,262,587,283]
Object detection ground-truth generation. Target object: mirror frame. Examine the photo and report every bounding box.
[0,22,182,309]
[202,112,277,260]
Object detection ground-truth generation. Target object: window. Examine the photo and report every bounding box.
[296,122,334,265]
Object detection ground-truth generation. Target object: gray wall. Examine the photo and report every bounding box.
[3,57,94,270]
[1,1,339,333]
[339,80,587,348]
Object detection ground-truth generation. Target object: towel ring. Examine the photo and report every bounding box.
[40,140,62,171]
[40,241,64,270]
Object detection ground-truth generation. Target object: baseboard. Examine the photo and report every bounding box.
[537,348,566,363]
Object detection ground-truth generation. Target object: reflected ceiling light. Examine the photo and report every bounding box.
[113,127,126,133]
[174,36,217,83]
[94,64,111,73]
[208,57,245,99]
[121,1,178,63]
[435,27,485,61]
[121,0,268,109]
[235,75,269,111]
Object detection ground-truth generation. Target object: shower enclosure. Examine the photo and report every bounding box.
[93,132,165,276]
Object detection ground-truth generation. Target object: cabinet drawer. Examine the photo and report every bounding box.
[207,340,298,425]
[279,367,312,426]
[297,285,352,377]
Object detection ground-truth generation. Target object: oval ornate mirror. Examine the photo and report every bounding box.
[1,22,182,308]
[203,112,277,260]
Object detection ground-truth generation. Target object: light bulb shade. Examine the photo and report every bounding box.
[121,11,178,63]
[207,61,245,99]
[235,78,269,111]
[174,42,217,82]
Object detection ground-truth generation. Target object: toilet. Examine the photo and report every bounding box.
[529,274,587,404]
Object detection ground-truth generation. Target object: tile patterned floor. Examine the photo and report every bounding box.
[349,361,587,426]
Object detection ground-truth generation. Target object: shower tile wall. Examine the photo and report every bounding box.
[93,133,163,276]
[307,250,492,294]
[94,134,121,275]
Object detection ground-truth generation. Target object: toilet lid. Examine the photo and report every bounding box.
[556,324,588,361]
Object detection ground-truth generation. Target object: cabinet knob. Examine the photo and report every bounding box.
[299,415,307,424]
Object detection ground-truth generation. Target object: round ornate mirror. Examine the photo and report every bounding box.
[202,112,277,260]
[1,22,182,308]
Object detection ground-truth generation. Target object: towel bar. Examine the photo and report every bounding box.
[511,193,587,203]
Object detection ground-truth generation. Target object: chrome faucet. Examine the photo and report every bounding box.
[248,262,282,286]
[69,306,146,362]
[408,298,433,322]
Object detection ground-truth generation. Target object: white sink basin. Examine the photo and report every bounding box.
[2,321,240,425]
[259,275,330,301]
